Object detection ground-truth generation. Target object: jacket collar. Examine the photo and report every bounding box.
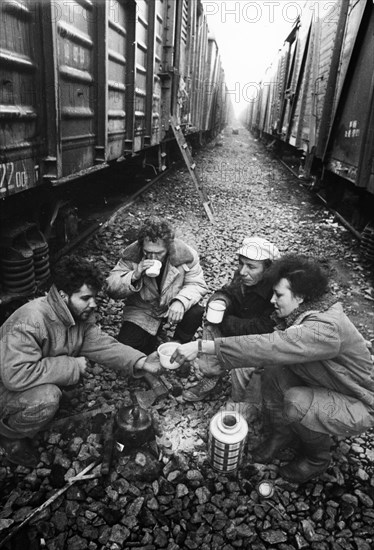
[244,277,273,299]
[121,238,194,266]
[272,294,339,329]
[230,272,273,299]
[47,285,76,327]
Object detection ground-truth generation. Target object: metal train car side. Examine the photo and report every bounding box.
[0,0,228,199]
[0,0,229,301]
[245,0,374,229]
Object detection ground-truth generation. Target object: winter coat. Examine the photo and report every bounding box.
[106,239,208,335]
[0,285,145,393]
[208,273,275,336]
[215,301,374,411]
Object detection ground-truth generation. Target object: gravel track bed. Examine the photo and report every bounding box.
[1,129,374,550]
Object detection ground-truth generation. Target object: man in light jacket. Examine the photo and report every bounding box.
[106,216,208,355]
[0,256,161,468]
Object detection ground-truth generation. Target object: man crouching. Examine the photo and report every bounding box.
[0,256,161,468]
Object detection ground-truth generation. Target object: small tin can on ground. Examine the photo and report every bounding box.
[208,410,248,472]
[257,481,275,498]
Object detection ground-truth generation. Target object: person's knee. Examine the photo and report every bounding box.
[42,384,62,406]
[5,385,62,435]
[30,384,62,417]
[284,386,313,422]
[183,304,204,323]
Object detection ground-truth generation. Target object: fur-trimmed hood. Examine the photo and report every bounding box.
[121,238,195,267]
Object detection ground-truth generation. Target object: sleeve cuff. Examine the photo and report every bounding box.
[214,338,228,368]
[172,295,189,310]
[132,354,147,378]
[129,272,143,292]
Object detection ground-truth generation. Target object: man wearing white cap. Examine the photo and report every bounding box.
[182,236,281,415]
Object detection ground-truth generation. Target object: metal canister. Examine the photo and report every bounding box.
[208,410,248,472]
[114,405,154,452]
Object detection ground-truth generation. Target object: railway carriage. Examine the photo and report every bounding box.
[246,0,374,235]
[0,0,229,300]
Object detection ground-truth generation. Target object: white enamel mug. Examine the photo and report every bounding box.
[146,259,162,277]
[206,301,226,324]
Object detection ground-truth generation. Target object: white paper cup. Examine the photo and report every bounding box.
[157,342,180,369]
[146,259,162,277]
[206,301,226,324]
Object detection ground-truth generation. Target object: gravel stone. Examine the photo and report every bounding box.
[109,524,130,544]
[1,129,374,550]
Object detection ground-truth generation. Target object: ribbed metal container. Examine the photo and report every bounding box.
[208,411,248,472]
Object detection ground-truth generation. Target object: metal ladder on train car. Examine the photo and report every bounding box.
[170,118,215,223]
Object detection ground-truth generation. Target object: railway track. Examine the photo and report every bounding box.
[52,170,171,262]
[277,158,363,241]
[0,168,170,317]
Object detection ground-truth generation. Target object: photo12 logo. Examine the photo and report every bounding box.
[203,2,340,24]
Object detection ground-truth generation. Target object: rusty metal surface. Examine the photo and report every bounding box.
[151,0,164,145]
[54,0,97,177]
[133,0,149,151]
[0,0,44,197]
[107,0,130,160]
[326,5,374,186]
[0,0,229,200]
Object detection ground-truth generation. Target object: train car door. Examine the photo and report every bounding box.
[0,0,45,197]
[133,0,150,151]
[325,1,374,193]
[103,0,136,160]
[43,0,99,180]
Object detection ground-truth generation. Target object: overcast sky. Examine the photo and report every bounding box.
[201,1,335,114]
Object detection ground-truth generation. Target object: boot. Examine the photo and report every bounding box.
[251,425,296,464]
[182,376,221,402]
[279,423,331,484]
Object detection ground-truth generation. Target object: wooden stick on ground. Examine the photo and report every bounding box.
[0,462,98,548]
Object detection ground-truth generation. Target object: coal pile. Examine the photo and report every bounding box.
[1,129,374,550]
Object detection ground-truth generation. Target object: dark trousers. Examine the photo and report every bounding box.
[117,304,204,355]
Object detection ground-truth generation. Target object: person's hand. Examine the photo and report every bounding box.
[170,341,198,365]
[135,352,162,375]
[77,357,90,377]
[167,300,185,325]
[133,258,156,281]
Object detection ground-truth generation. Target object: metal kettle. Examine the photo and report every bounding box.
[114,405,154,451]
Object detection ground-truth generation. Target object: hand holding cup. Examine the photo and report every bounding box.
[146,259,162,277]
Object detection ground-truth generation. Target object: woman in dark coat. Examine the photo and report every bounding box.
[173,255,374,483]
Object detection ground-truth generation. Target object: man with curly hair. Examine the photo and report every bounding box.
[0,256,161,468]
[172,255,374,483]
[106,216,208,355]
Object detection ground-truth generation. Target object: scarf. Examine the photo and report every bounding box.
[272,293,339,330]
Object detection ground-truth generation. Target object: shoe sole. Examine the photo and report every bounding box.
[182,393,208,402]
[279,461,330,484]
[251,455,273,464]
[182,390,215,402]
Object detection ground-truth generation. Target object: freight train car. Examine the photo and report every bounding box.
[245,0,374,239]
[0,0,229,301]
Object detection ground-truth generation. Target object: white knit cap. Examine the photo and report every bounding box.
[237,236,281,261]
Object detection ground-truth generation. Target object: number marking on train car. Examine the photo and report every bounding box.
[0,163,15,194]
